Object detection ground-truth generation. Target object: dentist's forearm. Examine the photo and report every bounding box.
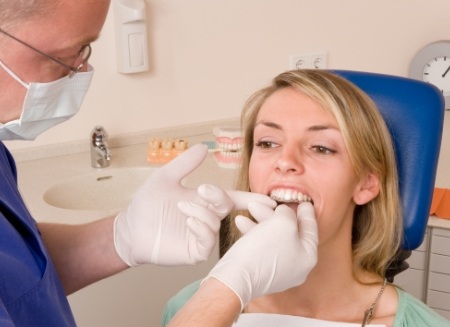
[38,217,128,295]
[168,278,241,327]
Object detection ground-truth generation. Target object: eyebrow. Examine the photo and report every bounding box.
[55,34,100,54]
[255,120,339,132]
[255,121,282,130]
[84,35,100,45]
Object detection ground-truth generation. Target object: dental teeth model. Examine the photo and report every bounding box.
[212,126,243,169]
[270,189,312,204]
[147,138,188,165]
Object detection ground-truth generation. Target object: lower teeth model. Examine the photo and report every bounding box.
[270,189,312,203]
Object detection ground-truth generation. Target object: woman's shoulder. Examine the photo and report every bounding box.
[393,287,450,326]
[162,279,202,326]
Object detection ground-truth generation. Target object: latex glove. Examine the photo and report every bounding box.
[114,144,275,267]
[206,201,318,310]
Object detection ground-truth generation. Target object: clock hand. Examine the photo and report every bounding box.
[443,65,450,78]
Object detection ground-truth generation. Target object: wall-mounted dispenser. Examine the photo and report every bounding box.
[113,0,149,74]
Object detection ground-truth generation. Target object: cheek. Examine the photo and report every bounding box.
[248,157,265,192]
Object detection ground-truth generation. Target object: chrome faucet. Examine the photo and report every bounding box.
[91,126,111,168]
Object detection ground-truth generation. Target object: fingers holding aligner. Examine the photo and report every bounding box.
[296,201,318,260]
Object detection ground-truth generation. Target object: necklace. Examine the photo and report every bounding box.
[361,278,388,326]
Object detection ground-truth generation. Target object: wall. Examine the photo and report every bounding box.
[6,0,450,187]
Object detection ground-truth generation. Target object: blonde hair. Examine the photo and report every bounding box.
[220,69,403,280]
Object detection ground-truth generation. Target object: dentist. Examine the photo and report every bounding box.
[0,1,318,326]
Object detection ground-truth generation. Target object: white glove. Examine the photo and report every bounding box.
[114,144,275,267]
[206,201,318,310]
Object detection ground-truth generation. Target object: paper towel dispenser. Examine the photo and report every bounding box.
[113,0,149,74]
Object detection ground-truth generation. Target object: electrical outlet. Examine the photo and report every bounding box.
[290,55,312,69]
[311,52,327,69]
[290,52,328,70]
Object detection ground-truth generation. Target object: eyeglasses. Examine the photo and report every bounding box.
[0,27,91,78]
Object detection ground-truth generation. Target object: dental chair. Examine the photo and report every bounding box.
[334,70,445,280]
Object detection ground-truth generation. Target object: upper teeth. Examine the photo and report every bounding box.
[216,142,242,152]
[270,189,312,203]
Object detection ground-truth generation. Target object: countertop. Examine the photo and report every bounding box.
[428,216,450,229]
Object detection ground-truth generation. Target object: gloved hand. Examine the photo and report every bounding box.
[206,201,318,310]
[114,144,275,267]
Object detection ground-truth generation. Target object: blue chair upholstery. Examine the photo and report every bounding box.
[333,70,445,250]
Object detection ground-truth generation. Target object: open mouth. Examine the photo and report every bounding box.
[270,188,313,205]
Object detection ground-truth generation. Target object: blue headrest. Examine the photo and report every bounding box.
[333,70,445,250]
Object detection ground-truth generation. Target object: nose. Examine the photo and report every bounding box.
[274,146,304,174]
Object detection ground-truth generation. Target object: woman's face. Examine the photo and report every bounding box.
[249,87,376,245]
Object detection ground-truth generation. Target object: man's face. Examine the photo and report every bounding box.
[0,0,110,123]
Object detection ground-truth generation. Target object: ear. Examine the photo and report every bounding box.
[353,172,380,205]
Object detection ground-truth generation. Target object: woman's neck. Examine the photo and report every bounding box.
[246,244,386,323]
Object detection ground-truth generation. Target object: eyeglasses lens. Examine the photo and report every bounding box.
[73,45,92,71]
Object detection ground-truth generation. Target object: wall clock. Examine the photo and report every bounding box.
[409,41,450,109]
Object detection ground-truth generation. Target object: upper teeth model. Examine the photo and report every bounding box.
[270,189,312,203]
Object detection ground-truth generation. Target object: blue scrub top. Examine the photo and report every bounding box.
[0,142,76,326]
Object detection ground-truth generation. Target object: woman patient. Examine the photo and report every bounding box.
[163,70,449,326]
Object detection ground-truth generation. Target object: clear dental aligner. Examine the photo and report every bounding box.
[270,189,312,204]
[147,138,188,165]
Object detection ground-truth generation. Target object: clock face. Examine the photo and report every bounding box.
[423,56,450,97]
[409,41,450,109]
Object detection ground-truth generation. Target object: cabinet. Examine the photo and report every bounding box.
[427,228,450,319]
[395,231,429,301]
[396,227,450,320]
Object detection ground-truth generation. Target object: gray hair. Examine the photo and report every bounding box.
[0,0,58,29]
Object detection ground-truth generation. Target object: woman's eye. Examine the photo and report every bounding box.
[255,140,278,149]
[312,145,336,155]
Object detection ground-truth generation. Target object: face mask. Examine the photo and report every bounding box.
[0,60,94,140]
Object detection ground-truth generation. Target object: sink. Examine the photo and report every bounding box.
[43,167,156,211]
